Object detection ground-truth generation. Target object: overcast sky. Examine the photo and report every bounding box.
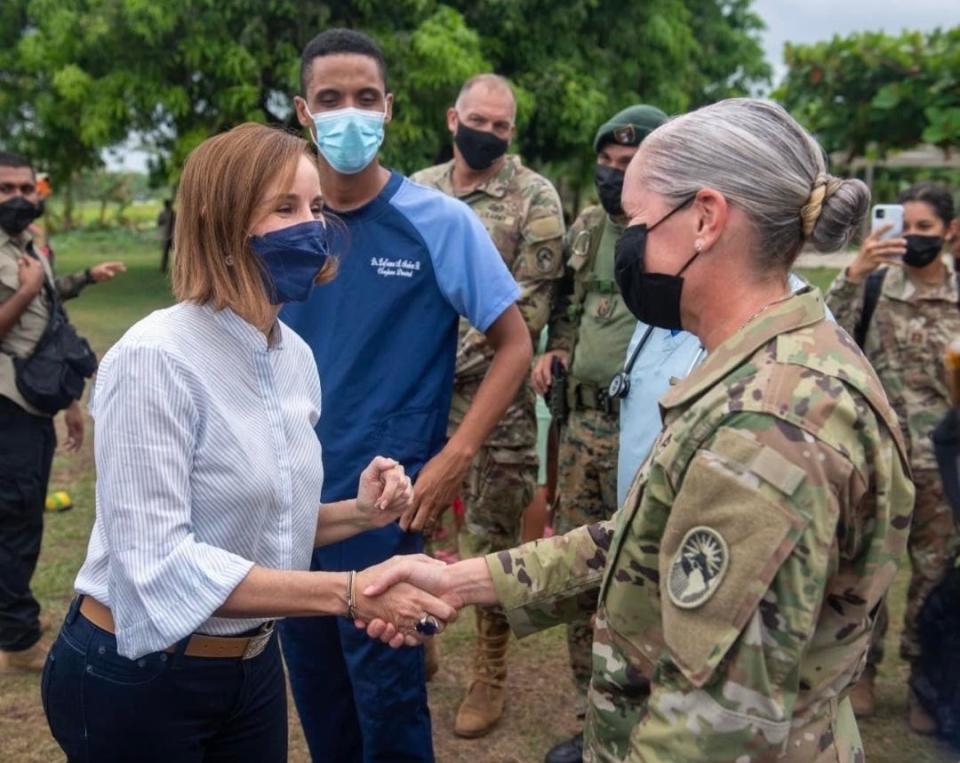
[106,2,958,171]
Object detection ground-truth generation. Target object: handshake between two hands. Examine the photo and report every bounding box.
[351,456,474,648]
[349,554,467,649]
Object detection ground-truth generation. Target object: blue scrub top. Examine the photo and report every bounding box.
[281,171,520,503]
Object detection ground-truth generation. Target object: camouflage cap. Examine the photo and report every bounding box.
[593,105,668,153]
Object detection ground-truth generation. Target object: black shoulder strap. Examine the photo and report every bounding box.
[23,245,64,354]
[854,268,888,349]
[623,326,655,375]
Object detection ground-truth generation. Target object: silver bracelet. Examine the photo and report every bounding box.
[345,570,356,619]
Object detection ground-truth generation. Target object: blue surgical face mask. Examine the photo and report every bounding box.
[249,220,329,304]
[307,106,386,175]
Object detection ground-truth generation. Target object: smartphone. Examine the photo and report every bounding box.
[871,204,904,240]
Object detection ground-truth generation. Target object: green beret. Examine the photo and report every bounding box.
[593,105,668,153]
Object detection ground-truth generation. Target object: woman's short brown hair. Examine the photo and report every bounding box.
[172,122,335,328]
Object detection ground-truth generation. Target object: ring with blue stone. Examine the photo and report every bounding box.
[415,614,441,636]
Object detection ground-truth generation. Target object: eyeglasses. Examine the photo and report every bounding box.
[0,182,37,196]
[611,125,638,146]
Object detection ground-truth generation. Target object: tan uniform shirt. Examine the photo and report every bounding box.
[0,229,54,416]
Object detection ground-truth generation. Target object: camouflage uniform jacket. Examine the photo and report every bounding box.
[825,260,960,472]
[546,204,607,355]
[486,288,913,762]
[412,155,564,449]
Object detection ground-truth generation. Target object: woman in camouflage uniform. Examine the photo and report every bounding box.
[362,99,914,763]
[826,182,959,731]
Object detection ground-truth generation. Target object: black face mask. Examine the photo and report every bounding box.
[0,197,42,236]
[902,234,944,268]
[594,164,625,217]
[613,194,698,330]
[454,123,509,171]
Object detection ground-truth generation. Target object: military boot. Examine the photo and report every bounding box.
[424,637,440,682]
[0,639,49,673]
[909,692,938,735]
[545,732,583,763]
[454,607,510,738]
[849,666,876,717]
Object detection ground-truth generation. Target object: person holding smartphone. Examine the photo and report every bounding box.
[825,181,960,732]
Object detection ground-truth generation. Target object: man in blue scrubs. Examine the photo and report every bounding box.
[279,29,532,763]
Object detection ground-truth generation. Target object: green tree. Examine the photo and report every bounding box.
[1,0,771,214]
[449,0,770,204]
[685,0,770,106]
[0,0,115,227]
[776,27,960,161]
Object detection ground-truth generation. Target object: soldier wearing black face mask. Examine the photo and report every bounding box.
[412,73,566,740]
[529,104,667,763]
[0,151,100,674]
[826,181,960,733]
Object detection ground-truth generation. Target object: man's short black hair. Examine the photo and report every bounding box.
[0,150,34,175]
[300,28,387,95]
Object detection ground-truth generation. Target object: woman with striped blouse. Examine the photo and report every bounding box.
[41,123,456,762]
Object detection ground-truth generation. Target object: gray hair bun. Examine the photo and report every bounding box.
[803,174,870,253]
[635,98,872,269]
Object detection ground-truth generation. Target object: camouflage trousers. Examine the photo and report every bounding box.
[458,445,538,561]
[553,407,620,717]
[869,467,960,667]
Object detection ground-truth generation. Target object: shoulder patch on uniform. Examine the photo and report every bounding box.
[570,230,593,260]
[667,526,729,609]
[535,246,556,273]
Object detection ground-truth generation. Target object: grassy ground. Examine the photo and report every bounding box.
[0,232,955,762]
[44,199,164,233]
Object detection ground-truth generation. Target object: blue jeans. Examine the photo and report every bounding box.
[280,524,434,763]
[42,598,286,762]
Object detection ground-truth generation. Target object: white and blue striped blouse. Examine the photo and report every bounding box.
[75,302,325,659]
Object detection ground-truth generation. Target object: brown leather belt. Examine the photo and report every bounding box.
[79,596,274,660]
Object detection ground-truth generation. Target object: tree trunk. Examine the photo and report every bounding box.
[62,177,75,231]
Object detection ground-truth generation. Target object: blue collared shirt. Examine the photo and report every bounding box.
[616,327,702,505]
[75,303,325,659]
[616,275,830,504]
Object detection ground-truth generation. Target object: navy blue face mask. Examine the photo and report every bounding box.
[249,220,330,304]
